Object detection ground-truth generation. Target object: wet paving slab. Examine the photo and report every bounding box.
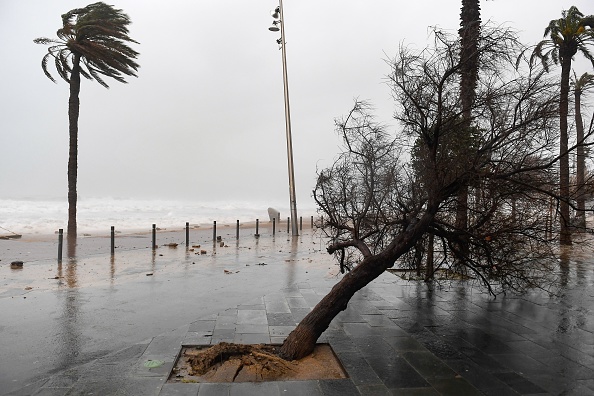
[2,234,594,395]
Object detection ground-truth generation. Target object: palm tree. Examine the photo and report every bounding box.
[572,71,594,229]
[34,2,139,239]
[531,6,594,245]
[454,0,481,259]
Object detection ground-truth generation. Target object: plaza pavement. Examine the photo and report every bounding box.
[4,234,594,396]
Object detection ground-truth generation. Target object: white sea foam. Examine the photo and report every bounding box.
[0,197,317,235]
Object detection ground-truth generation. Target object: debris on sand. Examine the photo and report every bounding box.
[10,261,24,269]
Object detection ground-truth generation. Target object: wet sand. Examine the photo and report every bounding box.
[0,226,337,393]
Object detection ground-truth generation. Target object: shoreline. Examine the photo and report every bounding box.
[1,220,322,264]
[1,216,318,243]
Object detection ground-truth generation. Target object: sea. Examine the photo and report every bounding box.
[0,197,317,235]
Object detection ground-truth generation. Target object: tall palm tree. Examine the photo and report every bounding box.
[572,71,594,229]
[454,0,481,256]
[34,2,139,239]
[531,6,594,245]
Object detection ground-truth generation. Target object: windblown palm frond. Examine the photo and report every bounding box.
[34,1,139,88]
[572,71,594,95]
[531,6,594,71]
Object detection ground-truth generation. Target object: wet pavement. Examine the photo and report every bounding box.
[1,229,594,395]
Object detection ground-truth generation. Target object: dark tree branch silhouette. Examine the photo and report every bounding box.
[278,27,585,361]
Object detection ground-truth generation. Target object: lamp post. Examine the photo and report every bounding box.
[269,0,298,236]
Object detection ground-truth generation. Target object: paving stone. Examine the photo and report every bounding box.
[235,324,269,333]
[233,333,270,344]
[382,336,427,352]
[413,334,465,360]
[493,372,546,394]
[277,380,323,396]
[184,332,213,345]
[228,381,279,396]
[335,310,366,323]
[351,336,396,359]
[302,293,323,307]
[386,388,439,395]
[343,323,374,338]
[134,359,175,378]
[142,334,185,360]
[214,316,237,330]
[318,379,360,395]
[269,326,295,337]
[365,355,430,389]
[401,351,457,379]
[264,299,291,313]
[270,336,286,344]
[286,297,310,308]
[266,313,296,326]
[361,314,399,327]
[188,321,216,332]
[197,383,230,396]
[236,310,267,325]
[444,359,510,392]
[338,352,383,386]
[159,383,201,395]
[237,304,266,310]
[426,377,482,396]
[356,384,391,395]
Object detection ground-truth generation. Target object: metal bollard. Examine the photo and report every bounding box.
[152,224,156,249]
[111,226,115,255]
[273,217,276,235]
[185,222,189,246]
[287,217,290,234]
[311,215,314,228]
[300,216,303,231]
[213,221,217,242]
[236,220,240,239]
[255,219,259,236]
[58,229,63,263]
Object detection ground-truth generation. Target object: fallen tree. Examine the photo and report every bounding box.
[279,26,594,361]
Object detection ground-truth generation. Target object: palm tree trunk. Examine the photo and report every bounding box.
[67,55,81,239]
[575,86,586,229]
[559,57,572,245]
[455,0,481,253]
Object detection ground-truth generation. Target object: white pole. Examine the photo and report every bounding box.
[278,0,299,236]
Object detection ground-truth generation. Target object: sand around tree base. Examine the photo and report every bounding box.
[168,342,347,383]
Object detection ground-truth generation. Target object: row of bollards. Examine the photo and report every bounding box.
[57,216,318,261]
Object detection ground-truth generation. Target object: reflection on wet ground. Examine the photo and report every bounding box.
[0,229,335,393]
[1,228,594,394]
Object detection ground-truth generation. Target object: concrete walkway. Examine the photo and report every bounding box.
[8,262,594,396]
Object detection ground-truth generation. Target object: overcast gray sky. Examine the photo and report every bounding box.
[1,0,592,208]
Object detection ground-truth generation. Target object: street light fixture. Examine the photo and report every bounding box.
[269,0,299,236]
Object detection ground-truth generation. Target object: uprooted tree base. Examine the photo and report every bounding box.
[168,342,346,383]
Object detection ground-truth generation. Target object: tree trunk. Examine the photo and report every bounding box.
[559,57,572,245]
[455,0,481,251]
[279,209,435,361]
[575,86,586,229]
[67,55,81,239]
